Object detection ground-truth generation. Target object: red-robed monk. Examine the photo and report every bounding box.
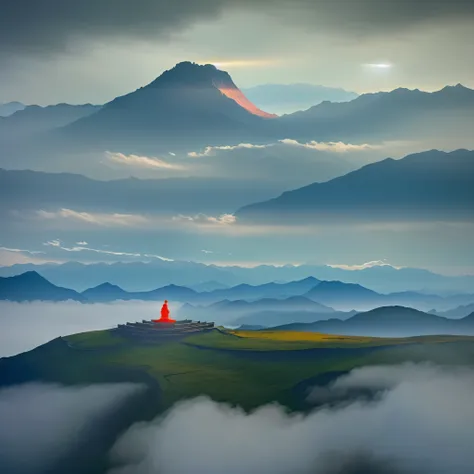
[153,300,176,323]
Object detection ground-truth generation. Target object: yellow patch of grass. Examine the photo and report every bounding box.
[230,330,377,344]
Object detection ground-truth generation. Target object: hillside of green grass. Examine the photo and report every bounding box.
[2,328,474,415]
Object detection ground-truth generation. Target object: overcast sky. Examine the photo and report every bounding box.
[1,0,474,105]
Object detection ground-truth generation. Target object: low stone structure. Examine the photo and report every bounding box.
[115,319,215,342]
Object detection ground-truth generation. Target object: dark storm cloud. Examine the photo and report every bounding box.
[0,0,225,55]
[1,0,473,56]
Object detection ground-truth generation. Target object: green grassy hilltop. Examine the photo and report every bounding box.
[2,328,474,414]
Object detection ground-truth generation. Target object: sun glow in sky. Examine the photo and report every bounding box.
[365,63,393,69]
[201,59,279,69]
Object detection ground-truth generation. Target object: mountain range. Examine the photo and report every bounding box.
[0,271,84,302]
[1,62,473,164]
[0,101,25,117]
[270,306,474,338]
[236,149,474,223]
[0,168,285,216]
[430,303,474,319]
[1,260,474,295]
[242,83,358,115]
[178,294,336,325]
[278,83,474,142]
[0,103,100,141]
[2,272,473,314]
[57,62,277,152]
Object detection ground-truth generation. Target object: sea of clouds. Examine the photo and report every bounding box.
[0,301,181,358]
[107,363,474,474]
[2,364,471,474]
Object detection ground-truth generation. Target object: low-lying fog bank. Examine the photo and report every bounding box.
[2,364,473,474]
[0,301,180,358]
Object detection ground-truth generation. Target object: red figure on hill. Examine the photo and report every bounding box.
[153,300,176,323]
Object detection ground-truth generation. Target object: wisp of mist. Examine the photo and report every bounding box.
[0,301,180,358]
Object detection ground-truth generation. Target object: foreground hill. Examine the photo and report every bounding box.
[236,149,474,223]
[272,306,474,337]
[0,271,84,302]
[2,327,474,410]
[1,327,474,474]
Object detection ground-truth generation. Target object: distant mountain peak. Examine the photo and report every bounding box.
[16,270,45,281]
[146,61,277,119]
[95,282,123,291]
[147,62,228,89]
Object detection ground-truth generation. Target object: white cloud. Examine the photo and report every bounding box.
[109,363,474,474]
[42,240,173,262]
[188,139,383,159]
[143,254,174,262]
[201,249,214,254]
[0,246,45,255]
[0,382,144,474]
[105,151,186,170]
[279,139,382,152]
[44,239,62,247]
[327,259,402,271]
[0,247,53,266]
[187,143,269,157]
[37,208,149,227]
[76,241,88,245]
[172,213,237,226]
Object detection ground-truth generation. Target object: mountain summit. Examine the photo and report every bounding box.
[146,62,276,118]
[61,61,276,151]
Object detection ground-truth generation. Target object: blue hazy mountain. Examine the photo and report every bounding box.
[0,103,100,141]
[195,277,322,302]
[242,83,358,115]
[0,271,84,302]
[231,309,357,328]
[279,84,474,142]
[179,295,335,323]
[188,281,230,292]
[2,272,473,315]
[81,282,130,302]
[430,303,474,319]
[81,282,198,302]
[0,101,26,117]
[1,261,474,295]
[236,149,474,223]
[271,306,474,337]
[304,281,382,310]
[0,168,286,215]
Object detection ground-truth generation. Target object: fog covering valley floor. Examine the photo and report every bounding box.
[3,327,474,413]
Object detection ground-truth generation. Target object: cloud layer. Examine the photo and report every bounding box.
[0,300,180,357]
[0,382,144,474]
[109,363,474,474]
[2,1,474,57]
